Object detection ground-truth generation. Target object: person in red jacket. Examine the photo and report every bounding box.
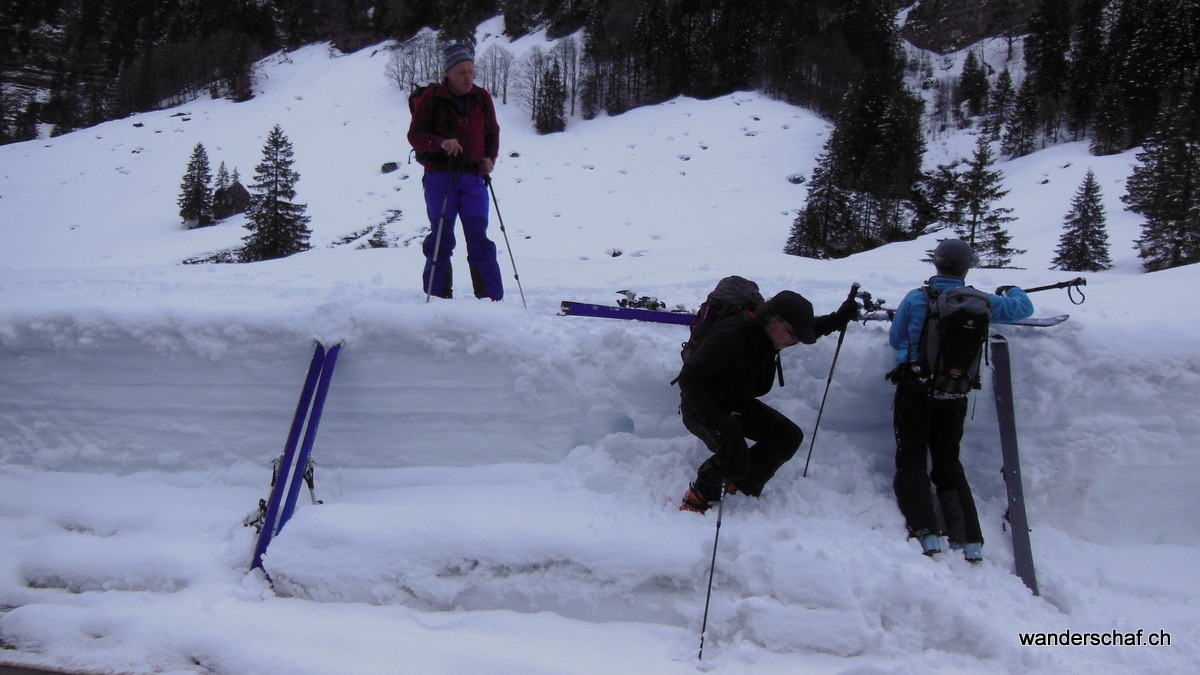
[407,43,503,300]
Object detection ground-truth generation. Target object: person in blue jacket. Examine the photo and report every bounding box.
[887,239,1033,562]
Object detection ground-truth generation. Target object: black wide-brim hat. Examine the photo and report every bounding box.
[766,290,818,344]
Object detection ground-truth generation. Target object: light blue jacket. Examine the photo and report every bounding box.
[890,276,1034,365]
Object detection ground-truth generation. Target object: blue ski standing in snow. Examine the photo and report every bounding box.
[677,285,859,512]
[886,239,1033,561]
[407,43,503,301]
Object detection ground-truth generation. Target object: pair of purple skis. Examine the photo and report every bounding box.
[251,342,341,573]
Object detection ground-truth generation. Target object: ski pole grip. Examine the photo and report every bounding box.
[1023,277,1087,294]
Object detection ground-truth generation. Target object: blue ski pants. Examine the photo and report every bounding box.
[421,171,504,301]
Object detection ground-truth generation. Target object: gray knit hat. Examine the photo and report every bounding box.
[932,238,974,277]
[443,43,474,73]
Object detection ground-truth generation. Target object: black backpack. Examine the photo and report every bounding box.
[679,276,766,363]
[408,83,440,163]
[914,285,992,397]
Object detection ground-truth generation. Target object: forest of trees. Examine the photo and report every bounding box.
[789,0,1198,269]
[5,0,1199,271]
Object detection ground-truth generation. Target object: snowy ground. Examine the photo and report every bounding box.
[1,24,1198,675]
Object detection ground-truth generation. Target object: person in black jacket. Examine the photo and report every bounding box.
[677,290,858,513]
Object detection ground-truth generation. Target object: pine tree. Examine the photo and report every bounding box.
[1052,169,1112,271]
[1123,104,1200,272]
[215,162,230,191]
[958,50,989,119]
[1001,79,1039,158]
[534,61,566,134]
[1024,0,1071,136]
[241,125,312,262]
[1090,81,1131,155]
[1065,0,1106,137]
[178,142,214,229]
[986,69,1015,141]
[911,161,963,235]
[953,136,1023,267]
[785,155,853,258]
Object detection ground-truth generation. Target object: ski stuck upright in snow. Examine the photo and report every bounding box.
[989,333,1040,596]
[248,341,341,576]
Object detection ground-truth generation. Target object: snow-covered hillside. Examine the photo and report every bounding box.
[1,24,1197,675]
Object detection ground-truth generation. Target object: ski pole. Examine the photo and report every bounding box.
[425,160,459,303]
[485,175,528,309]
[1021,277,1086,304]
[802,282,860,478]
[698,481,727,661]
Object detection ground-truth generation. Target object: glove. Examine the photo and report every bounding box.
[834,297,860,328]
[717,414,750,481]
[994,285,1017,296]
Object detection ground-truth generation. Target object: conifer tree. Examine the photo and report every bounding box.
[1001,79,1039,158]
[535,61,566,134]
[1052,169,1112,271]
[178,142,214,229]
[958,51,989,119]
[785,156,853,258]
[215,162,230,191]
[953,136,1023,267]
[986,69,1015,141]
[1090,81,1131,156]
[911,161,963,235]
[1065,0,1106,137]
[1123,104,1200,271]
[241,125,311,262]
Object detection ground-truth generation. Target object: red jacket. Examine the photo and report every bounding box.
[407,80,499,173]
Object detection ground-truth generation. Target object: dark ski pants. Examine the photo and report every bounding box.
[421,171,504,300]
[682,399,803,502]
[892,385,983,545]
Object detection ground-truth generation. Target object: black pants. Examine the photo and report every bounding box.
[682,399,803,501]
[892,385,983,545]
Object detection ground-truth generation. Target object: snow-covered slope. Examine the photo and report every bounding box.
[1,28,1197,674]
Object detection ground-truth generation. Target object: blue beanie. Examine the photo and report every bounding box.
[443,43,474,73]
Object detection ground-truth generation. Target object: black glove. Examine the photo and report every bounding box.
[717,414,750,481]
[834,297,860,329]
[994,285,1017,296]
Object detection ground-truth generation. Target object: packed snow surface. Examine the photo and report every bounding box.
[1,27,1197,675]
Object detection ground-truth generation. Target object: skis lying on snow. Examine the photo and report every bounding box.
[559,300,695,325]
[248,342,341,573]
[560,302,1069,329]
[989,334,1040,596]
[860,310,1070,328]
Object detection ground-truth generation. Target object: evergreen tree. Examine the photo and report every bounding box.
[535,61,566,134]
[1052,169,1113,271]
[958,50,989,119]
[1123,104,1200,271]
[178,142,214,228]
[1091,81,1131,156]
[986,69,1015,141]
[1024,0,1071,137]
[241,125,311,262]
[785,154,853,258]
[1001,79,1039,158]
[911,161,964,236]
[215,162,230,191]
[1065,0,1107,137]
[953,136,1023,267]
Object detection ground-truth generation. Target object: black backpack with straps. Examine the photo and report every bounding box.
[408,82,440,163]
[679,276,766,364]
[914,285,992,397]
